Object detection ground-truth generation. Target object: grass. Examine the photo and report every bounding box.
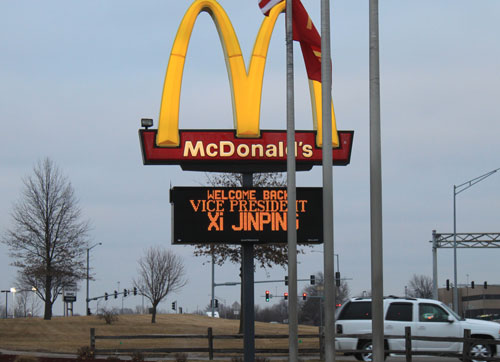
[0,314,323,359]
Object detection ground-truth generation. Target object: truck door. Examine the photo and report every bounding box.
[415,302,461,352]
[384,302,414,352]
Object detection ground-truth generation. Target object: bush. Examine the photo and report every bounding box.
[76,346,95,360]
[174,352,188,362]
[97,309,119,325]
[13,356,39,362]
[131,351,145,362]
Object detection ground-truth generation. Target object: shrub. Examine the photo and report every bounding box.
[76,346,95,360]
[174,352,188,362]
[13,356,39,362]
[97,308,119,325]
[131,351,145,362]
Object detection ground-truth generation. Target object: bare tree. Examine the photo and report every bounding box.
[407,274,433,299]
[299,272,350,326]
[14,289,41,317]
[133,246,187,323]
[194,172,307,332]
[2,158,90,320]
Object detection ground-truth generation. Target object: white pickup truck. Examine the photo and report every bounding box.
[335,296,500,361]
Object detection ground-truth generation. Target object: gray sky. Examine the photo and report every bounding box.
[1,0,499,316]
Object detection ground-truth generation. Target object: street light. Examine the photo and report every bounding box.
[1,288,16,318]
[1,290,9,318]
[311,251,340,274]
[452,168,500,313]
[86,242,102,316]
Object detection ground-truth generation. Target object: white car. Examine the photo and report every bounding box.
[335,296,500,361]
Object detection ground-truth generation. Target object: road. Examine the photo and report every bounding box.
[339,355,459,362]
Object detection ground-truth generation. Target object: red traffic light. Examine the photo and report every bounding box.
[265,290,270,302]
[302,293,307,301]
[284,292,288,300]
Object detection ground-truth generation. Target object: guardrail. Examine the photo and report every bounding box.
[90,326,500,361]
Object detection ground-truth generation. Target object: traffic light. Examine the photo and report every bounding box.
[284,292,288,300]
[114,290,118,299]
[104,292,108,301]
[310,275,315,285]
[215,299,219,308]
[335,272,341,287]
[133,287,137,296]
[265,290,270,302]
[284,276,288,286]
[446,279,450,291]
[471,281,475,289]
[123,289,127,297]
[302,293,307,301]
[484,281,488,289]
[172,301,177,310]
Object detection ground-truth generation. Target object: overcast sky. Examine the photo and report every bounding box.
[1,0,499,316]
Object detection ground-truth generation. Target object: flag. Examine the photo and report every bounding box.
[258,0,284,16]
[258,0,323,82]
[292,0,322,82]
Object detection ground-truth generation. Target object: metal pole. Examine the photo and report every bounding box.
[86,248,90,315]
[211,252,215,317]
[320,0,336,360]
[369,0,384,361]
[432,230,438,300]
[286,1,298,361]
[242,173,255,362]
[86,242,101,316]
[453,186,459,312]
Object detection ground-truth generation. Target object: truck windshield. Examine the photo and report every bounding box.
[440,302,464,321]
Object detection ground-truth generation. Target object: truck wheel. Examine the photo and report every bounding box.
[470,342,492,362]
[355,341,387,362]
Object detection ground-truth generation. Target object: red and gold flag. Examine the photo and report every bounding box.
[258,0,323,82]
[291,0,322,82]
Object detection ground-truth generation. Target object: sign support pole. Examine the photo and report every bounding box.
[242,173,255,362]
[286,0,298,360]
[320,0,336,360]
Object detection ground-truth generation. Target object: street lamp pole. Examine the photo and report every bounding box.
[1,290,9,318]
[86,242,102,316]
[452,168,499,313]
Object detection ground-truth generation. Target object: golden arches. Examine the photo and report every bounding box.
[156,0,338,148]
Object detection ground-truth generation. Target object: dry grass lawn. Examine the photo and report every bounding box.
[0,314,322,357]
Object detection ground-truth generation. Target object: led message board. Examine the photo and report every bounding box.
[170,187,323,244]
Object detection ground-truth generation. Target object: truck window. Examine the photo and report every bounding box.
[386,302,413,322]
[419,303,449,322]
[338,301,371,320]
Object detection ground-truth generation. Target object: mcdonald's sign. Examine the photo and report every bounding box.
[139,0,353,172]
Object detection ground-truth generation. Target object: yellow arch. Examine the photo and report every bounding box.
[156,0,338,148]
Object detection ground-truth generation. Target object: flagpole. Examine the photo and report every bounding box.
[286,0,298,361]
[320,0,336,361]
[369,0,384,361]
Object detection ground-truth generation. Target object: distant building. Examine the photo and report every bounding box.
[438,284,500,319]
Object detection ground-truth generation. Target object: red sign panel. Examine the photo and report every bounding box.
[139,129,353,172]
